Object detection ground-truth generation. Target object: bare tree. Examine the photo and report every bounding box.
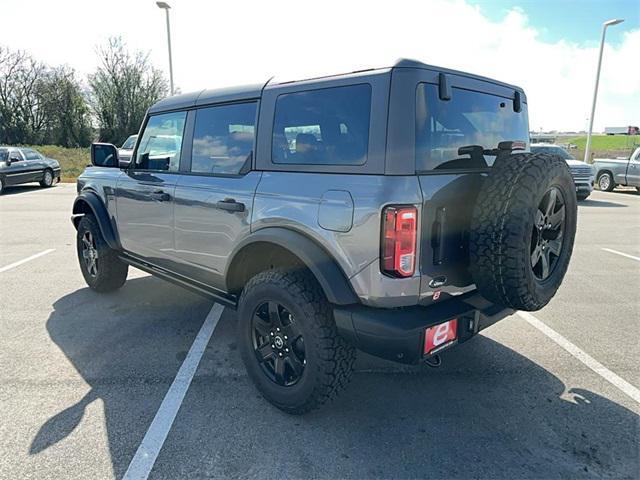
[89,37,168,145]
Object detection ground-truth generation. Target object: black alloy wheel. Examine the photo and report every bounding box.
[252,301,306,387]
[530,187,566,281]
[81,230,99,278]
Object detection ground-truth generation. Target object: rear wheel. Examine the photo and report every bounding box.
[469,152,577,311]
[597,172,615,191]
[40,169,54,188]
[76,215,128,292]
[237,269,355,414]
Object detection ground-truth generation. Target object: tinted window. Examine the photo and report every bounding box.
[191,102,256,175]
[531,145,574,160]
[135,111,186,171]
[0,149,7,161]
[416,84,529,171]
[272,84,371,165]
[23,149,41,161]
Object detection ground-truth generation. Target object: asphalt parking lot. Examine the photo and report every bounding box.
[0,183,638,479]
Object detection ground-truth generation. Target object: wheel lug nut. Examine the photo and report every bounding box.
[270,332,274,336]
[284,335,288,340]
[285,348,289,352]
[279,352,283,357]
[276,327,280,332]
[271,344,275,348]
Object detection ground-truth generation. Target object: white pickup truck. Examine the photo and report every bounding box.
[594,146,640,192]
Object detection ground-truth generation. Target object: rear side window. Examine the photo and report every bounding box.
[272,84,371,165]
[191,102,256,175]
[416,83,529,171]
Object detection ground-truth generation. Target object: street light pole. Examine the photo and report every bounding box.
[156,2,174,95]
[584,18,624,163]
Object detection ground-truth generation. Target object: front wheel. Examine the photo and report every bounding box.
[598,172,615,192]
[40,169,54,188]
[76,215,128,292]
[237,269,355,414]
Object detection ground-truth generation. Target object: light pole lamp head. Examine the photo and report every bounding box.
[156,1,171,9]
[604,18,624,27]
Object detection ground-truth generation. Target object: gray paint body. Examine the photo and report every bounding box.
[594,147,640,187]
[75,60,529,308]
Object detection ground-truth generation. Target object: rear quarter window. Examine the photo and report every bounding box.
[272,84,371,166]
[416,83,529,171]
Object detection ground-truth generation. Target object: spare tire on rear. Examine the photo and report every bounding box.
[469,153,577,311]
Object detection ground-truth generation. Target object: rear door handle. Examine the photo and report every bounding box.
[150,190,171,202]
[215,198,245,212]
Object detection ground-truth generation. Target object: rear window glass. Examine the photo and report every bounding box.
[272,84,371,165]
[416,83,529,171]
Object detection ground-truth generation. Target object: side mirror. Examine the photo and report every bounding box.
[90,143,119,167]
[5,159,11,166]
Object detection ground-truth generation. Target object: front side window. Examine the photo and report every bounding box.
[272,84,371,166]
[416,83,529,171]
[135,111,186,171]
[191,102,256,175]
[23,149,41,161]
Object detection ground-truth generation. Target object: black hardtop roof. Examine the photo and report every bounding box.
[148,58,525,114]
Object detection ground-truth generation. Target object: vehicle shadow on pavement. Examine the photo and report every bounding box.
[578,199,627,208]
[36,277,638,479]
[0,185,46,196]
[33,275,212,477]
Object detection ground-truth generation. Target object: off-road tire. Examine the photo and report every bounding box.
[597,172,615,192]
[469,153,577,311]
[237,269,356,414]
[40,169,54,188]
[76,214,128,292]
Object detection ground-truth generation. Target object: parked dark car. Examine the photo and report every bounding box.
[0,147,61,194]
[530,144,595,200]
[72,59,577,413]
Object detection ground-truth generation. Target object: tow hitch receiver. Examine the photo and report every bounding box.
[424,319,458,356]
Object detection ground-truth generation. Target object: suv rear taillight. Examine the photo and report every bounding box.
[381,206,417,278]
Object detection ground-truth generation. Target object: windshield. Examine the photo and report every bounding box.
[121,135,137,150]
[416,83,529,171]
[0,149,7,161]
[530,145,575,160]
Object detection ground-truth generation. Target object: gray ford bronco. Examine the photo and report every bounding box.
[72,59,577,413]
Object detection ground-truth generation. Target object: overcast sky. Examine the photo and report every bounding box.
[1,0,638,132]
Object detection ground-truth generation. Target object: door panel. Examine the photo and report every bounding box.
[173,172,262,288]
[115,110,188,266]
[4,160,32,185]
[116,171,178,264]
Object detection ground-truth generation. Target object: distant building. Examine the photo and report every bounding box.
[604,126,639,135]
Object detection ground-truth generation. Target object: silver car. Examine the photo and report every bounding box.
[531,144,595,200]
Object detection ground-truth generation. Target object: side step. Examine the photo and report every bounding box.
[119,253,238,309]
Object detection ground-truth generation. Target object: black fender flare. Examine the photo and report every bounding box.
[71,191,121,250]
[227,227,359,306]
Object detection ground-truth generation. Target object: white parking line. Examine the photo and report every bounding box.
[602,248,640,262]
[518,311,640,405]
[122,303,224,480]
[0,249,55,273]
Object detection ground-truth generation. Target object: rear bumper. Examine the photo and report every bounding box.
[334,291,513,364]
